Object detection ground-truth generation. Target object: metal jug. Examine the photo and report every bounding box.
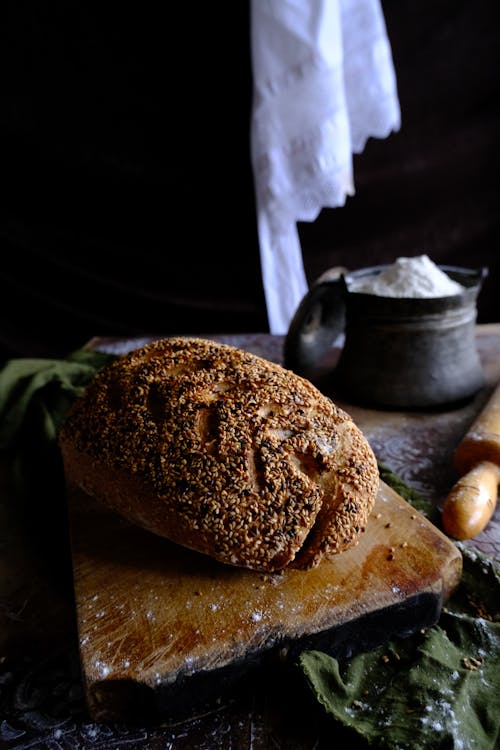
[284,264,488,408]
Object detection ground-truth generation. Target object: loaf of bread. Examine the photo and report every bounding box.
[59,337,379,572]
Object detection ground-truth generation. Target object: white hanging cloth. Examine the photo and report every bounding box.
[250,0,401,334]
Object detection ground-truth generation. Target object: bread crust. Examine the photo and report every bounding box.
[59,337,379,572]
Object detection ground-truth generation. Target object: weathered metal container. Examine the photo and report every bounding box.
[285,265,487,408]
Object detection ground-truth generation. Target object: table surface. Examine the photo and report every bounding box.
[1,325,499,749]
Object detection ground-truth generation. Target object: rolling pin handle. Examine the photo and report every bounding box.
[444,380,500,539]
[442,460,500,540]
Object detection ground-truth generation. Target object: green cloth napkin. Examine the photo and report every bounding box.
[0,351,499,748]
[0,348,115,448]
[300,473,500,750]
[0,348,116,502]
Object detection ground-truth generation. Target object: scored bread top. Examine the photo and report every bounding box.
[59,337,379,572]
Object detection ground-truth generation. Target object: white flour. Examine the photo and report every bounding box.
[348,255,464,298]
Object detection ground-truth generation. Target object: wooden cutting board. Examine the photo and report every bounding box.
[68,479,462,723]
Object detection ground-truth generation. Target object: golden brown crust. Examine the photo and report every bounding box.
[59,337,379,572]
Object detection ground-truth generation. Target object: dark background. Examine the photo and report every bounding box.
[1,0,498,362]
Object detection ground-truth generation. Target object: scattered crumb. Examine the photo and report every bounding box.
[462,656,484,671]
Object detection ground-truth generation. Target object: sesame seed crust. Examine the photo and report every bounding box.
[59,337,379,572]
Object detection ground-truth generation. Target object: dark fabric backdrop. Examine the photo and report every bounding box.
[0,3,267,360]
[0,1,498,362]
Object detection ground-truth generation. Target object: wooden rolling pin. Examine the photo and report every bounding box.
[442,382,500,540]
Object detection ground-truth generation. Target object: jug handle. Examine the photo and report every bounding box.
[284,266,348,374]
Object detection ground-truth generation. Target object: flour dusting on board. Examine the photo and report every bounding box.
[348,255,464,298]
